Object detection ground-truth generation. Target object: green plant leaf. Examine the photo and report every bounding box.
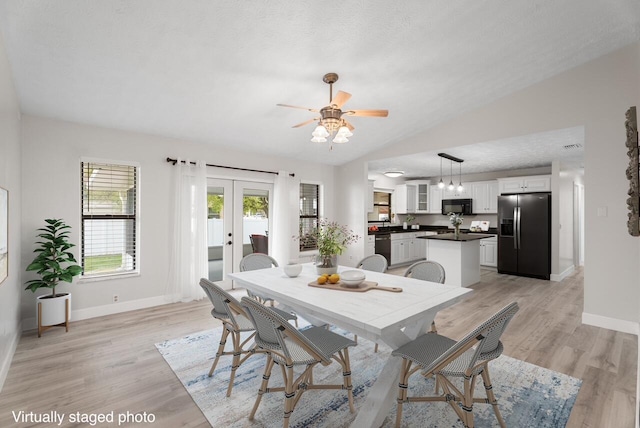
[26,261,44,271]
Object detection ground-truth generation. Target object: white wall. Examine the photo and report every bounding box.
[341,42,640,331]
[0,32,21,391]
[20,115,336,326]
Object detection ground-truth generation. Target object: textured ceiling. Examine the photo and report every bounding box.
[0,1,638,167]
[367,126,585,179]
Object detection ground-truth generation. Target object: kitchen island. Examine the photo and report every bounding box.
[418,233,494,287]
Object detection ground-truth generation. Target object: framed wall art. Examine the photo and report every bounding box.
[625,106,639,236]
[0,187,7,285]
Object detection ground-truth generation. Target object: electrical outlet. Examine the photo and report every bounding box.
[113,295,119,303]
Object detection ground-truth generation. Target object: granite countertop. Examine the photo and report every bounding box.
[368,226,498,235]
[417,233,495,241]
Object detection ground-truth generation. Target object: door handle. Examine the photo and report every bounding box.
[226,241,232,245]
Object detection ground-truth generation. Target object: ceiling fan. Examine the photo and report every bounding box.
[277,72,389,144]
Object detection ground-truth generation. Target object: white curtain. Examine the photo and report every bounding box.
[271,171,300,265]
[166,159,207,302]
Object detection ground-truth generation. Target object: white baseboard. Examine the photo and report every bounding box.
[550,265,575,282]
[22,295,170,332]
[582,312,639,336]
[0,321,22,393]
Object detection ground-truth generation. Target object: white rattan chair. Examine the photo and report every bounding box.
[355,254,388,351]
[356,254,388,273]
[241,296,356,428]
[404,260,446,334]
[199,278,265,397]
[239,253,298,327]
[392,302,519,428]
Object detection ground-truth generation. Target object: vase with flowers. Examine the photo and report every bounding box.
[297,219,360,275]
[448,212,464,239]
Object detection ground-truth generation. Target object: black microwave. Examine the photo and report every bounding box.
[442,198,473,215]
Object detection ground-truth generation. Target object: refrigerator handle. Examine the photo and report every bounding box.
[513,207,518,249]
[513,207,520,250]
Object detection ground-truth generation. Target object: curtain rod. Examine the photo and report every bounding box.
[166,157,295,177]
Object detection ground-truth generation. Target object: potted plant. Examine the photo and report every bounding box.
[448,212,464,239]
[298,219,360,275]
[25,219,83,337]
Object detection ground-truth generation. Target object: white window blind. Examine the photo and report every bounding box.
[81,162,138,276]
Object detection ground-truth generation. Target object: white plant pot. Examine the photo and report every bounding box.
[37,293,71,327]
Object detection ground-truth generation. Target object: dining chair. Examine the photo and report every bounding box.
[249,234,269,254]
[241,296,356,428]
[355,254,388,352]
[404,260,446,334]
[239,253,298,327]
[199,278,265,397]
[392,301,519,428]
[356,254,388,273]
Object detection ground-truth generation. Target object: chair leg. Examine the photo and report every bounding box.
[226,330,242,397]
[461,374,478,428]
[395,358,411,428]
[250,354,274,421]
[209,327,230,377]
[374,342,379,353]
[341,348,355,413]
[481,366,506,428]
[283,363,295,428]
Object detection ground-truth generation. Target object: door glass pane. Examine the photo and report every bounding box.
[207,186,225,281]
[243,188,269,256]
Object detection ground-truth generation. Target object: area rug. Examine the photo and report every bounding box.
[156,326,581,427]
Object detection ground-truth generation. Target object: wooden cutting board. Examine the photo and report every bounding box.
[308,280,402,293]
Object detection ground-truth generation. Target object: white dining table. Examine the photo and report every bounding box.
[228,263,472,428]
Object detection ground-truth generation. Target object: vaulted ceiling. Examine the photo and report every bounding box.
[0,1,638,168]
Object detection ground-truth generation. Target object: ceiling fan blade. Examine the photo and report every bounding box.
[330,91,352,109]
[343,119,355,132]
[345,109,389,117]
[292,118,319,128]
[276,103,319,113]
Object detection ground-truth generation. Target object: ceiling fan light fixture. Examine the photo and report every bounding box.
[332,134,349,144]
[312,125,329,138]
[311,136,327,143]
[337,125,353,138]
[384,171,404,178]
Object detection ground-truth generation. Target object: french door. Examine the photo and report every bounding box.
[206,179,273,287]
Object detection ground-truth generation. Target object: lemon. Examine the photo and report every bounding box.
[328,274,340,284]
[317,276,328,284]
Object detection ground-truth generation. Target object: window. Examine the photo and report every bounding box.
[81,161,138,277]
[299,183,319,251]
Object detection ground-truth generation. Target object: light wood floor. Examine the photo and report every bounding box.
[0,268,636,427]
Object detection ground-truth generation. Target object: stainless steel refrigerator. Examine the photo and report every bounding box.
[498,192,551,280]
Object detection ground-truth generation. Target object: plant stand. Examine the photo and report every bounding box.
[37,295,70,337]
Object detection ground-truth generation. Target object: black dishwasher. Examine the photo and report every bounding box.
[374,233,391,264]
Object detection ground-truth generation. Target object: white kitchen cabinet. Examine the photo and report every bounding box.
[367,180,375,213]
[497,175,551,194]
[390,231,426,265]
[413,181,430,213]
[365,235,375,257]
[471,181,498,213]
[443,184,470,199]
[429,186,443,214]
[394,184,417,214]
[479,236,498,267]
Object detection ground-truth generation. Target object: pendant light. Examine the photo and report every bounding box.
[437,156,445,189]
[457,162,464,192]
[447,159,455,191]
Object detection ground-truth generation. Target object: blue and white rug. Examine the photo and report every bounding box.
[156,326,581,427]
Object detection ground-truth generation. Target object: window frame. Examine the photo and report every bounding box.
[299,182,321,252]
[80,158,141,281]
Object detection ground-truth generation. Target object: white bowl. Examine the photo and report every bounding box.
[283,263,302,278]
[341,270,366,287]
